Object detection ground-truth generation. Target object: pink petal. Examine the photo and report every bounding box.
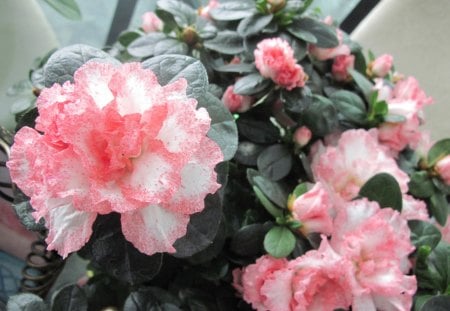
[121,204,190,255]
[44,199,97,258]
[260,268,294,311]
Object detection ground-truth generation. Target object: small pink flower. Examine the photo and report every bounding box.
[233,255,288,310]
[254,38,307,90]
[308,18,350,61]
[7,62,223,258]
[332,54,355,82]
[221,85,253,113]
[331,199,417,311]
[141,12,163,33]
[435,155,450,185]
[311,129,410,202]
[369,54,393,78]
[293,126,312,147]
[291,182,334,235]
[261,238,353,311]
[393,76,433,109]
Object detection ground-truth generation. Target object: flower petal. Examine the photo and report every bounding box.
[121,205,189,255]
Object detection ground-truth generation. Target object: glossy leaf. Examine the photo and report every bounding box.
[330,90,367,125]
[359,173,403,211]
[428,139,450,166]
[118,31,141,47]
[153,38,189,56]
[429,193,449,226]
[253,186,283,218]
[52,284,88,311]
[234,141,266,166]
[420,295,450,311]
[237,118,280,144]
[247,168,289,208]
[264,226,296,258]
[302,95,338,136]
[127,33,167,57]
[233,73,271,96]
[257,144,293,181]
[123,287,182,311]
[348,68,374,100]
[142,54,208,100]
[408,220,442,251]
[230,223,270,257]
[203,31,245,55]
[156,0,196,27]
[210,1,256,21]
[7,293,47,311]
[408,171,435,199]
[237,14,274,37]
[288,17,338,48]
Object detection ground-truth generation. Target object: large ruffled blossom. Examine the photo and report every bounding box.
[7,62,223,258]
[254,38,307,90]
[331,199,417,311]
[311,129,409,202]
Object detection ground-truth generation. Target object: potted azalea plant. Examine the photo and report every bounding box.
[5,0,450,310]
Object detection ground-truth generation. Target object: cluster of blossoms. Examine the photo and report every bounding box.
[7,62,223,258]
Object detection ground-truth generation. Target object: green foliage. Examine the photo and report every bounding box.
[428,139,450,166]
[264,226,296,258]
[43,0,81,20]
[359,173,403,211]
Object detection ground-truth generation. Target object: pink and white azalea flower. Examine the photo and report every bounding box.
[332,54,355,82]
[7,62,223,258]
[311,129,409,202]
[254,38,307,90]
[331,199,417,311]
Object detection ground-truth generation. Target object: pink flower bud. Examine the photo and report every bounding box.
[369,54,393,78]
[435,155,450,185]
[294,126,312,147]
[141,12,163,33]
[332,54,355,82]
[221,85,253,113]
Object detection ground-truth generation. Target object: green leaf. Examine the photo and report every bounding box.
[247,169,289,208]
[429,193,449,226]
[203,31,245,55]
[264,226,296,258]
[237,117,280,144]
[118,31,141,47]
[153,38,189,56]
[78,214,163,285]
[230,223,271,257]
[253,186,283,218]
[196,92,238,161]
[156,0,196,27]
[142,54,208,100]
[301,95,338,136]
[127,33,167,57]
[237,14,274,37]
[348,68,374,100]
[213,63,255,73]
[292,183,308,198]
[330,90,367,125]
[123,287,181,310]
[7,293,47,311]
[44,44,117,87]
[210,0,256,21]
[234,141,266,166]
[414,295,435,311]
[281,87,312,114]
[43,0,81,20]
[416,242,450,293]
[288,17,338,48]
[372,100,388,116]
[233,73,271,95]
[428,139,450,167]
[257,144,293,181]
[408,171,435,198]
[408,220,442,251]
[12,200,46,232]
[52,284,88,311]
[420,295,450,311]
[359,173,403,211]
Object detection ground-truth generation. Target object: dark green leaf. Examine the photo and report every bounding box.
[52,284,87,311]
[15,107,38,132]
[428,139,450,167]
[408,220,442,251]
[264,226,296,258]
[414,295,435,311]
[118,31,141,47]
[429,193,449,226]
[409,171,435,198]
[173,193,223,257]
[153,38,189,56]
[12,201,46,232]
[44,44,117,87]
[230,223,271,257]
[247,169,289,208]
[359,173,403,211]
[142,54,208,99]
[348,68,374,100]
[127,33,167,57]
[196,92,238,161]
[203,31,245,55]
[7,293,47,311]
[234,141,265,166]
[124,287,181,311]
[288,17,338,48]
[237,118,280,144]
[196,18,217,40]
[210,1,256,21]
[213,63,255,73]
[416,242,450,293]
[330,90,367,125]
[237,14,274,37]
[281,87,312,113]
[257,144,293,181]
[156,0,196,27]
[79,213,163,285]
[420,295,450,311]
[372,100,388,116]
[233,73,271,95]
[43,0,81,20]
[301,95,338,136]
[253,186,283,218]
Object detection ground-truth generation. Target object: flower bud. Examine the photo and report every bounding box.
[293,126,312,147]
[141,12,163,33]
[267,0,286,13]
[332,54,355,82]
[435,155,450,185]
[367,54,393,78]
